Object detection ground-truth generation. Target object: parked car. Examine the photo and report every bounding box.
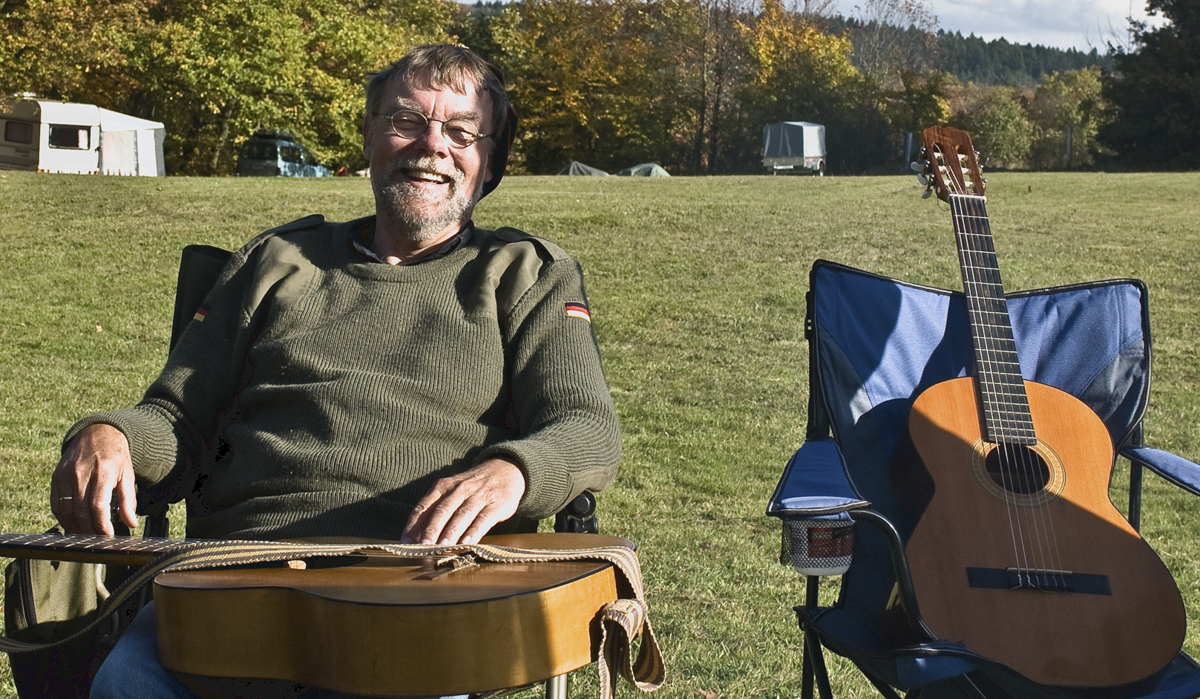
[238,130,330,177]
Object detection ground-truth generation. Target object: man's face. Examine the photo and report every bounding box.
[364,76,494,244]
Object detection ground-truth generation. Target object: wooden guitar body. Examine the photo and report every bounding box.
[153,533,628,696]
[906,377,1185,687]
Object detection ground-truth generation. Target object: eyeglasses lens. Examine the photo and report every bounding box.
[389,111,481,148]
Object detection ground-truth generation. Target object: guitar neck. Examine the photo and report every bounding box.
[0,531,192,566]
[949,194,1035,445]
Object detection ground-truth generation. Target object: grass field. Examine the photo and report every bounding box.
[1,169,1199,698]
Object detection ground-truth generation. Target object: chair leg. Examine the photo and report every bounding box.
[544,673,568,699]
[800,575,835,699]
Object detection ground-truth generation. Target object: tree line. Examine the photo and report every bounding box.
[0,0,1192,175]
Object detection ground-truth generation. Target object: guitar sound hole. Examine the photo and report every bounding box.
[985,443,1051,495]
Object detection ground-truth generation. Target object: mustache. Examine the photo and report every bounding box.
[387,156,463,185]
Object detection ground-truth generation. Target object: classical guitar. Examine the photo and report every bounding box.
[903,126,1185,688]
[0,531,633,696]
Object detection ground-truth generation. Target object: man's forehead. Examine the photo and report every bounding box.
[382,75,490,111]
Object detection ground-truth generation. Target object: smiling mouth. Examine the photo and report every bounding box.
[401,167,453,184]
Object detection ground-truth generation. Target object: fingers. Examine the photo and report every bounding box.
[51,424,137,536]
[402,458,525,546]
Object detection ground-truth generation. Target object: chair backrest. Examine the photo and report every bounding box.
[170,245,234,352]
[806,260,1152,624]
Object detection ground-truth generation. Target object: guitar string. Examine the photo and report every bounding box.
[958,194,1047,586]
[956,192,1065,589]
[965,194,1066,590]
[949,190,1028,580]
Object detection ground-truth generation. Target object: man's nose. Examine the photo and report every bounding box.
[411,120,450,153]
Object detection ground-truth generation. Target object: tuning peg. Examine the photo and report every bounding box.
[909,161,924,173]
[921,187,933,199]
[917,172,930,187]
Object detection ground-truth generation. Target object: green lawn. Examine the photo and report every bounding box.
[1,170,1199,698]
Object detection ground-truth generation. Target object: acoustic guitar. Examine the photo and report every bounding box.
[0,531,630,696]
[903,126,1185,688]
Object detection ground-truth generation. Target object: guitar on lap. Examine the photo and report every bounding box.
[902,125,1185,688]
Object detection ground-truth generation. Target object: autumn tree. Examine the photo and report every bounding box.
[1027,67,1108,169]
[738,0,889,172]
[847,0,938,89]
[953,85,1033,169]
[0,0,156,107]
[489,0,708,173]
[882,69,953,133]
[0,0,453,174]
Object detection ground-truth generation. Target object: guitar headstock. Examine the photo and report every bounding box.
[914,126,985,202]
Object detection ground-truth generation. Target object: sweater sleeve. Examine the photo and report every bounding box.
[476,253,621,520]
[62,218,322,492]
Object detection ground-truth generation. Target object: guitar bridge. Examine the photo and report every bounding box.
[416,553,479,580]
[966,567,1111,595]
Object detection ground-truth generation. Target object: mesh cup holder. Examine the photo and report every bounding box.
[781,515,854,576]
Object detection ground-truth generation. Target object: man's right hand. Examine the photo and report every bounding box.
[51,424,139,536]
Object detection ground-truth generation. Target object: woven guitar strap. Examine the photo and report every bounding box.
[0,540,665,697]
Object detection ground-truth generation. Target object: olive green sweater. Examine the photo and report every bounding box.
[67,216,620,541]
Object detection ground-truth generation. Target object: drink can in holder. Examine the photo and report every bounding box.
[781,512,854,576]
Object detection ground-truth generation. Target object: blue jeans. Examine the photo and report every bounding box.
[91,602,468,699]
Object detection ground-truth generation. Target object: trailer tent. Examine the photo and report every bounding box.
[762,121,826,175]
[0,99,165,176]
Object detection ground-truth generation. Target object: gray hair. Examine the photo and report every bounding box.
[365,44,510,143]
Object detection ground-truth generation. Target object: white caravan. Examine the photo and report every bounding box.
[0,99,166,176]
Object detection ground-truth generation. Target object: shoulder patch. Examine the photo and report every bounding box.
[565,302,591,323]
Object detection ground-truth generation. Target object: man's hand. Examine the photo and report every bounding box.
[401,457,526,545]
[50,424,139,536]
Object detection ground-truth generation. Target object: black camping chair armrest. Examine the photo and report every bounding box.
[767,440,870,521]
[555,491,599,534]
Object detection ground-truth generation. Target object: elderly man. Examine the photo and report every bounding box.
[50,44,621,697]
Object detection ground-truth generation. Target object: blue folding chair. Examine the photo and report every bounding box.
[768,260,1200,699]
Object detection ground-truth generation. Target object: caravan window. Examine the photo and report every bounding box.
[4,121,33,144]
[48,125,90,149]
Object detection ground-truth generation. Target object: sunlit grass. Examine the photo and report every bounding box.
[1,170,1198,697]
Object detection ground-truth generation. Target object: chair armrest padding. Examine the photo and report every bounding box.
[768,440,870,519]
[1121,445,1200,497]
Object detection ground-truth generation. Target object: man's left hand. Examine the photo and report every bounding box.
[401,457,526,545]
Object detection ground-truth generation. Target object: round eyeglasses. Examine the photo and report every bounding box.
[379,109,490,148]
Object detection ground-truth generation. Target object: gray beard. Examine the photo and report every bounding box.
[371,157,481,243]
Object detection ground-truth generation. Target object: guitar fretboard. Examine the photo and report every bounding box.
[950,194,1035,445]
[0,531,207,566]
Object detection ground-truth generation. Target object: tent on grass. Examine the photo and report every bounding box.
[617,163,669,177]
[556,161,608,176]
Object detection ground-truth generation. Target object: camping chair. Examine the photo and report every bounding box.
[767,260,1200,699]
[136,244,601,698]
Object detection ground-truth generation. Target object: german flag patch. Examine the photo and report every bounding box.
[193,304,210,323]
[565,302,591,323]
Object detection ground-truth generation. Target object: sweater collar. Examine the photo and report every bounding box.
[348,217,474,266]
